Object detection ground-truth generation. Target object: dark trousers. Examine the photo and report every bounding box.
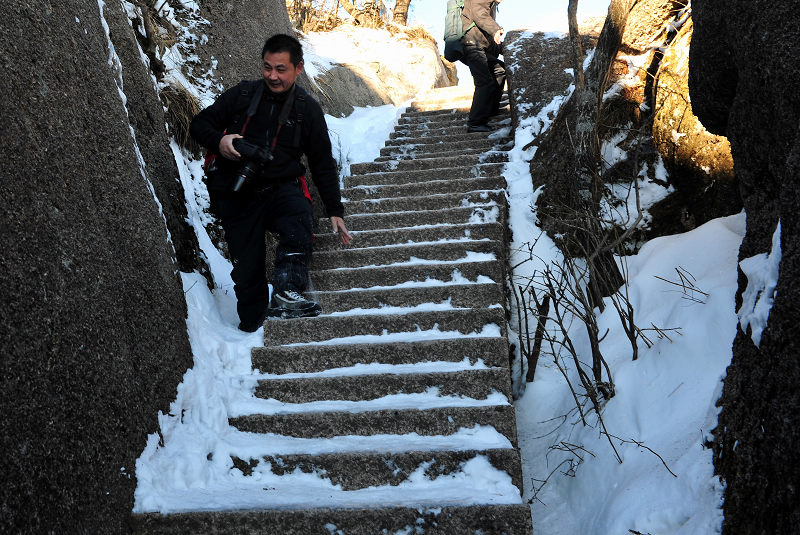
[210,180,313,325]
[462,42,506,127]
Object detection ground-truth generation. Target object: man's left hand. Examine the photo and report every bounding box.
[331,216,352,245]
[494,29,505,45]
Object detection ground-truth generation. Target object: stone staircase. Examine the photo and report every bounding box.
[134,86,532,534]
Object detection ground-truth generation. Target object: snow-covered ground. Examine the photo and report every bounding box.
[123,6,762,533]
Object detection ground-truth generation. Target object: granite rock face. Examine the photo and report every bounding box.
[0,1,193,532]
[690,1,800,532]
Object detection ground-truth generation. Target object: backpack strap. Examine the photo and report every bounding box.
[292,90,306,148]
[239,80,265,136]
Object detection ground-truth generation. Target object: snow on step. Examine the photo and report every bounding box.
[312,238,503,270]
[313,282,504,313]
[264,310,505,346]
[250,368,512,403]
[136,453,522,514]
[229,387,509,417]
[250,338,511,374]
[319,203,502,232]
[314,222,505,250]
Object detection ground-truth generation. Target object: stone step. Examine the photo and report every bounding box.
[343,162,505,188]
[398,104,510,122]
[254,368,512,404]
[343,189,504,215]
[309,257,503,291]
[349,152,507,175]
[393,117,511,136]
[320,203,504,232]
[311,238,503,270]
[410,90,508,105]
[379,141,496,159]
[251,336,511,374]
[409,100,510,113]
[397,109,510,127]
[313,281,505,314]
[382,134,504,151]
[313,221,505,250]
[229,405,518,445]
[409,95,509,109]
[262,308,506,346]
[375,147,509,162]
[342,175,505,201]
[389,125,510,141]
[230,448,523,493]
[132,504,533,534]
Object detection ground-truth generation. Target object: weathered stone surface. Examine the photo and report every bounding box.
[689,1,800,532]
[0,1,193,532]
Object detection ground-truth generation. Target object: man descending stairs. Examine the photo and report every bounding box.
[134,86,533,534]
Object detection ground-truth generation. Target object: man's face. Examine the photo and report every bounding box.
[262,51,303,93]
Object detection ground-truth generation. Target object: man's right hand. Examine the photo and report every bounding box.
[219,134,243,160]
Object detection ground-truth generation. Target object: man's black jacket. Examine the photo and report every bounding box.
[462,0,502,54]
[190,80,344,218]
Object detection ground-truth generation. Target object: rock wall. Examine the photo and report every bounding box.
[689,1,800,532]
[0,1,194,532]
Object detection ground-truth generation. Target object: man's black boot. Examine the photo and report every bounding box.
[238,308,269,332]
[267,290,322,319]
[467,124,491,133]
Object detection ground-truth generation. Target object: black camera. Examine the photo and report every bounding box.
[231,138,274,192]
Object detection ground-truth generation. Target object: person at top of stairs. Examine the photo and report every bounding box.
[190,34,352,332]
[460,0,507,133]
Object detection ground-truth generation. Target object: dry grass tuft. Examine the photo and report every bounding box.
[597,94,641,140]
[384,22,436,43]
[161,82,202,156]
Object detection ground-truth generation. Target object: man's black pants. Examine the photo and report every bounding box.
[210,180,313,326]
[462,42,507,127]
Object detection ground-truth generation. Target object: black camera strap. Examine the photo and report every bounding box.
[269,84,298,151]
[239,81,265,137]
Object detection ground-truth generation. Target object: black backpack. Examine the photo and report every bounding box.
[443,0,475,62]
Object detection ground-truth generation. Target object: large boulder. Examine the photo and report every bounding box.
[302,25,453,117]
[690,0,800,532]
[0,1,193,532]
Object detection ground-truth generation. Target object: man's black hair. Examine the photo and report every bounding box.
[261,34,304,66]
